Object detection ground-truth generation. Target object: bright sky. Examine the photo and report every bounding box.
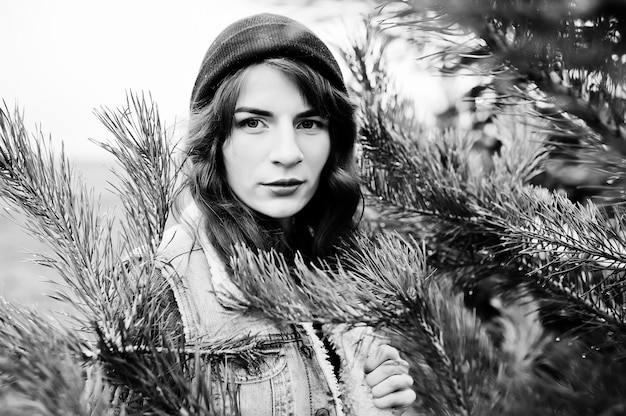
[1,0,383,161]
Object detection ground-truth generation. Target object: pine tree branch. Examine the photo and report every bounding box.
[480,187,626,330]
[336,16,626,337]
[229,233,503,415]
[382,0,626,203]
[0,300,122,416]
[0,101,117,324]
[93,92,181,253]
[1,94,302,415]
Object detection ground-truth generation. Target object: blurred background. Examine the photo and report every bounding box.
[0,0,446,316]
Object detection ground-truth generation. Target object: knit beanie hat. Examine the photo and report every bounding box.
[190,13,346,111]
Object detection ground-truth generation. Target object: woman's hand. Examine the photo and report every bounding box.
[364,344,416,415]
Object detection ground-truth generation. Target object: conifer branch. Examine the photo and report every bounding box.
[0,101,117,324]
[382,0,626,204]
[333,13,626,412]
[0,95,259,415]
[93,92,181,253]
[230,233,503,415]
[0,300,123,416]
[336,17,626,337]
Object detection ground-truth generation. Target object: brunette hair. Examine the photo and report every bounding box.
[182,58,361,264]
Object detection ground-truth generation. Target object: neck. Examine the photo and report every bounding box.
[278,216,295,233]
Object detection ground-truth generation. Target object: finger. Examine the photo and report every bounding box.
[370,373,414,398]
[364,344,401,373]
[365,358,410,386]
[372,387,417,410]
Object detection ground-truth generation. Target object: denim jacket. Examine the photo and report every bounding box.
[156,203,392,416]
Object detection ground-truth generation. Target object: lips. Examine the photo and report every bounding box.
[264,179,304,186]
[262,178,305,196]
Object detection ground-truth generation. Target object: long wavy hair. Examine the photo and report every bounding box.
[182,58,362,265]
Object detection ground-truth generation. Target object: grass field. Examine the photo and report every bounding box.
[0,159,119,319]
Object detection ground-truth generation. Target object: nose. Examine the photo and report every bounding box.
[269,124,304,167]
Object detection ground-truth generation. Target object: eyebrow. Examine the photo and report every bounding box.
[234,107,322,118]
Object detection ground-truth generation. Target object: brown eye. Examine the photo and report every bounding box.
[245,119,260,128]
[235,118,266,131]
[298,119,326,130]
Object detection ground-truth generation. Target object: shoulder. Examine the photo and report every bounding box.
[157,223,202,265]
[155,224,211,293]
[158,201,209,263]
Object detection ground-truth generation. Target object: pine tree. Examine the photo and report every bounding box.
[326,1,626,414]
[2,1,626,415]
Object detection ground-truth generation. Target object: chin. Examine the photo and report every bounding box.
[264,210,299,220]
[259,204,305,220]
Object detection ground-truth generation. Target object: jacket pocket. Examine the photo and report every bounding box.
[230,349,288,383]
[211,349,294,416]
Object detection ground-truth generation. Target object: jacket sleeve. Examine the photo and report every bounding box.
[327,324,397,416]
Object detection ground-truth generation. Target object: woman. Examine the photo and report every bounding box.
[158,13,416,416]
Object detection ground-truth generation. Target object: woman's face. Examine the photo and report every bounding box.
[222,64,331,220]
